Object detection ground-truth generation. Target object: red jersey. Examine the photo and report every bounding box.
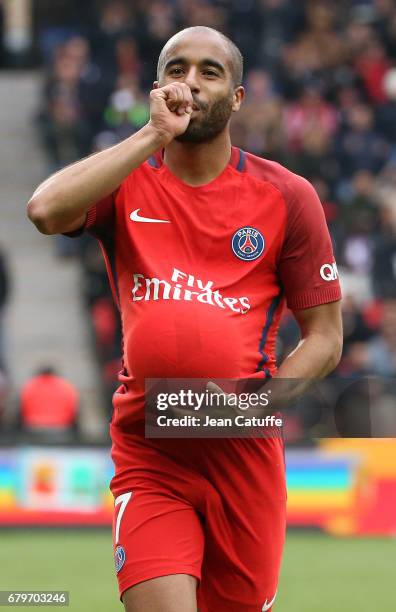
[68,146,342,609]
[76,146,341,429]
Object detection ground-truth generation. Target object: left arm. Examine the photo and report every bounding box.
[277,301,343,378]
[267,172,343,407]
[269,301,343,407]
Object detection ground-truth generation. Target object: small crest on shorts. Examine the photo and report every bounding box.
[115,545,126,573]
[232,227,265,261]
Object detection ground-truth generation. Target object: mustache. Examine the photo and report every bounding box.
[192,96,209,112]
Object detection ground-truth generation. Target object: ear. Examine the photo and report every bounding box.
[232,86,245,112]
[153,80,159,89]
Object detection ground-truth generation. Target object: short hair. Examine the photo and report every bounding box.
[157,26,244,88]
[36,366,56,376]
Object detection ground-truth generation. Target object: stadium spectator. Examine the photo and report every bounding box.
[102,76,150,142]
[338,176,380,275]
[38,41,93,170]
[377,68,396,144]
[0,367,9,426]
[354,36,391,103]
[284,82,338,153]
[281,1,347,96]
[0,2,4,68]
[288,129,337,190]
[375,0,396,59]
[230,68,284,157]
[372,173,396,298]
[0,245,10,370]
[341,295,375,349]
[336,103,390,178]
[366,299,396,376]
[138,0,180,88]
[20,367,79,437]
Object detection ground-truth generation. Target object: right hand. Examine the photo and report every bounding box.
[148,83,194,145]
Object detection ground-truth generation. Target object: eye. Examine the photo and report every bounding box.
[203,69,218,77]
[169,67,184,76]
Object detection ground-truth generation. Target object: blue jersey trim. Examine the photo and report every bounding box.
[257,292,283,373]
[148,156,160,168]
[236,149,246,172]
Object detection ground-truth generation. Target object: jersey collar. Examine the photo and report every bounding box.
[148,146,245,173]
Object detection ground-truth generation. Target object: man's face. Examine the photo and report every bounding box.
[157,32,243,143]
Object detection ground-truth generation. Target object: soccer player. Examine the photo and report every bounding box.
[27,26,342,612]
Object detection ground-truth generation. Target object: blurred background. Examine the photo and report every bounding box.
[0,1,395,611]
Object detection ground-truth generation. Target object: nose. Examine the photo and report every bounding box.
[183,67,200,93]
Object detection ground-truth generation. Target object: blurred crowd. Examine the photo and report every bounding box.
[0,246,10,422]
[27,0,396,412]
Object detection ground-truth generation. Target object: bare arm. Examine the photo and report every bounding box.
[277,301,343,379]
[27,126,165,235]
[267,300,343,408]
[27,83,194,235]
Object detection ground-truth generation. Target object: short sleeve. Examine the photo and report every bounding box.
[279,175,342,310]
[63,190,118,239]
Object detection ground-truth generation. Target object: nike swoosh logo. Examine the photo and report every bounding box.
[262,591,277,611]
[130,208,171,223]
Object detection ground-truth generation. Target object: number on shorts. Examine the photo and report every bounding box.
[114,491,132,544]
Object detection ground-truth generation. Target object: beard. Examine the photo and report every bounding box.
[175,92,234,143]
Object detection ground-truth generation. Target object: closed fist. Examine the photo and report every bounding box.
[148,82,194,144]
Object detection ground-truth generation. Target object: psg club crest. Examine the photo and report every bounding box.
[114,545,126,573]
[232,227,265,261]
